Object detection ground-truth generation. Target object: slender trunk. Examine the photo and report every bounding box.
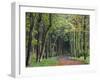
[39,14,52,62]
[36,27,40,62]
[39,28,50,61]
[83,16,86,60]
[36,13,42,62]
[26,13,34,66]
[73,30,76,57]
[45,42,48,59]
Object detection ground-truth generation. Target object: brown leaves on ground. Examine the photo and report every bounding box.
[58,57,85,65]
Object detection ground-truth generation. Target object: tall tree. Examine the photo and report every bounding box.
[36,13,42,62]
[39,14,52,62]
[26,13,35,66]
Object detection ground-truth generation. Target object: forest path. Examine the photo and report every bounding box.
[57,56,85,65]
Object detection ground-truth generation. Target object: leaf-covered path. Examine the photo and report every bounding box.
[57,56,85,65]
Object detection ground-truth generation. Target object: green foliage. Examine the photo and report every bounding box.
[32,39,37,46]
[71,56,89,64]
[26,12,90,66]
[30,57,58,67]
[42,13,49,27]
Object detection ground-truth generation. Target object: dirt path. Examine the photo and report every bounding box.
[57,56,85,65]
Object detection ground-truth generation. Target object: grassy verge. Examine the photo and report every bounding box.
[30,56,58,67]
[71,56,89,64]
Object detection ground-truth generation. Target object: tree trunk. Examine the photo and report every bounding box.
[83,16,86,60]
[39,14,52,62]
[26,13,34,66]
[36,13,42,62]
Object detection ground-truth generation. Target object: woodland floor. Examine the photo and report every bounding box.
[30,55,88,67]
[57,56,86,65]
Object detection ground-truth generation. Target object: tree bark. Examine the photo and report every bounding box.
[83,16,86,60]
[36,13,42,62]
[26,13,34,66]
[39,14,52,62]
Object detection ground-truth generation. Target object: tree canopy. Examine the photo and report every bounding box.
[25,12,90,67]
